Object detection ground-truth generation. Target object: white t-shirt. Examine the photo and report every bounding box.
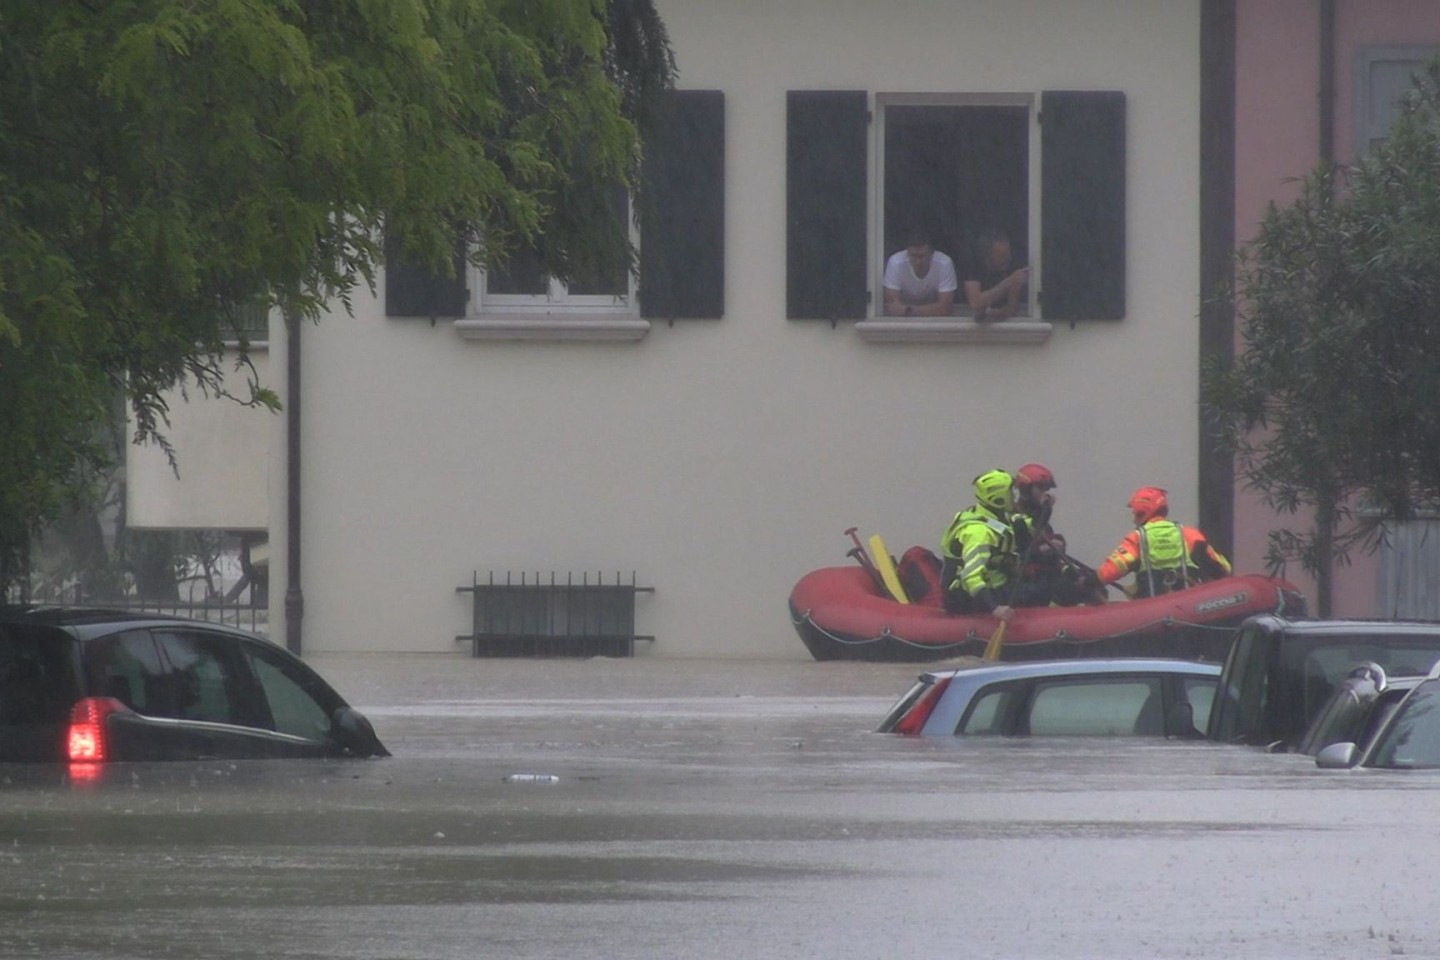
[883,250,958,305]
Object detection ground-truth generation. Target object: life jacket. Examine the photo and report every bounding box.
[1135,518,1192,597]
[940,506,1016,596]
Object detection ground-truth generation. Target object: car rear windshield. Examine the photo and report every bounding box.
[0,626,80,726]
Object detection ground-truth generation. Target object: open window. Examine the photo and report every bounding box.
[787,88,1125,335]
[879,94,1031,319]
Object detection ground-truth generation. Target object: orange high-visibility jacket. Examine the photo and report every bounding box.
[1098,518,1231,593]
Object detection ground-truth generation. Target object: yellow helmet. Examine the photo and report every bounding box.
[973,469,1014,513]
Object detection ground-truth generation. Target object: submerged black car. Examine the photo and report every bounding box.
[0,606,388,763]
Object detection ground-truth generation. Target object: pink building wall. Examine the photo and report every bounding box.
[1233,1,1440,615]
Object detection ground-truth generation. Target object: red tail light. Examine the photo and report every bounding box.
[893,676,952,735]
[67,697,127,762]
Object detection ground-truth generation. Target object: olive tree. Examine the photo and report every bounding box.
[0,0,674,591]
[1203,59,1440,613]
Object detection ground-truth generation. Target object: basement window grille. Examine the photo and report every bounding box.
[456,571,655,658]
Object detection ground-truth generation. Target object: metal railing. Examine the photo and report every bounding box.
[4,583,269,635]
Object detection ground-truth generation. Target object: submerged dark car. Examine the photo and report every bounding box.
[0,606,388,763]
[1206,615,1440,751]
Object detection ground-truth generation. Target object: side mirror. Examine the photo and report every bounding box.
[332,706,391,758]
[1315,742,1359,769]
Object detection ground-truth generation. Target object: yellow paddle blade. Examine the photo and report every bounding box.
[868,534,909,604]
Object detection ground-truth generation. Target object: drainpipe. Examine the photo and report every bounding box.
[1314,0,1335,617]
[1198,0,1236,558]
[284,312,304,654]
[1319,0,1335,165]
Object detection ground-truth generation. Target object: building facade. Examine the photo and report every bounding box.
[130,1,1438,657]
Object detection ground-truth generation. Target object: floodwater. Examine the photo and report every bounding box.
[3,655,1440,959]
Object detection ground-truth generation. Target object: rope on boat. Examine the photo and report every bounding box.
[789,606,1243,652]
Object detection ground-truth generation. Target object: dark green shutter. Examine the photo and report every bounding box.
[1041,91,1126,321]
[384,232,468,318]
[640,90,725,319]
[787,91,868,320]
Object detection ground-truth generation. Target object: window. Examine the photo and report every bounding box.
[787,88,1125,332]
[151,630,262,727]
[390,90,726,340]
[84,631,169,715]
[959,685,1016,735]
[243,644,333,741]
[879,95,1031,319]
[1183,676,1218,733]
[1355,47,1439,154]
[1025,677,1161,736]
[476,184,635,315]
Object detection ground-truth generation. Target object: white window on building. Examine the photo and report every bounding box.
[875,94,1032,319]
[1355,46,1440,153]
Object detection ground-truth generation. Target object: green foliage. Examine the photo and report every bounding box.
[0,0,673,590]
[1203,58,1440,584]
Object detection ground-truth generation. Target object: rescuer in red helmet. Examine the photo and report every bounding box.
[1011,463,1104,606]
[1097,487,1232,598]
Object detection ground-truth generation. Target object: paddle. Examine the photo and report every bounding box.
[982,619,1007,661]
[843,526,886,592]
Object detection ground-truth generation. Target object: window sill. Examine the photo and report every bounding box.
[454,315,650,342]
[855,318,1052,344]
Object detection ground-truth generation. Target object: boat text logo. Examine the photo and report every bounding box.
[1195,591,1249,614]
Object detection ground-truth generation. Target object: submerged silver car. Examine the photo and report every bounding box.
[877,658,1221,737]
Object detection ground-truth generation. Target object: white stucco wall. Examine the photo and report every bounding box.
[126,350,274,532]
[268,0,1203,657]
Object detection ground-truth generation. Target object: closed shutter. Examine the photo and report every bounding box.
[787,90,868,320]
[1041,91,1126,321]
[383,232,468,318]
[640,90,725,319]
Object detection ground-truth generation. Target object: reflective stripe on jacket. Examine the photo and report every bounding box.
[941,506,1016,597]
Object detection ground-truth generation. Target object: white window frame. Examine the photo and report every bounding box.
[856,91,1050,345]
[1354,46,1439,156]
[455,198,648,342]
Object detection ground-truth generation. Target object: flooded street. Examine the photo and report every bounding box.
[4,655,1440,959]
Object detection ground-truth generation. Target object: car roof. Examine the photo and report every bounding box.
[920,657,1221,683]
[0,605,262,643]
[1245,614,1440,637]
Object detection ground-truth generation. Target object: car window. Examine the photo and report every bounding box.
[0,627,77,725]
[1292,641,1440,733]
[1025,678,1163,736]
[959,686,1014,735]
[83,630,169,715]
[151,630,264,727]
[1370,683,1440,768]
[1209,624,1273,741]
[1182,677,1217,733]
[242,643,333,741]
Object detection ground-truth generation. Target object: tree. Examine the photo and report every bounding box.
[0,0,675,591]
[1202,58,1440,614]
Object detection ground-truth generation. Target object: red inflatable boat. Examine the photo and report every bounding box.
[788,549,1305,663]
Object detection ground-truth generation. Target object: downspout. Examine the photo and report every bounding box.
[1319,0,1335,165]
[1198,0,1236,559]
[284,312,304,654]
[1315,0,1336,616]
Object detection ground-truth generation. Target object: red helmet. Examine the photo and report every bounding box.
[1015,463,1055,490]
[1128,486,1169,524]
